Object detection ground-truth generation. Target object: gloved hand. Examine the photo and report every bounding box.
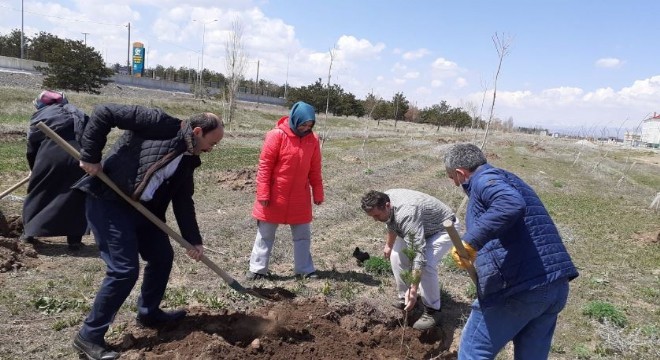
[451,242,477,269]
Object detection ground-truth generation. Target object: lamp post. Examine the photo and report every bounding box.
[193,19,217,96]
[126,22,131,75]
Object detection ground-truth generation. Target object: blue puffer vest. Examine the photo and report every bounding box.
[462,164,579,307]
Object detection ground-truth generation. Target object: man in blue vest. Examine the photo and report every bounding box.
[444,143,578,360]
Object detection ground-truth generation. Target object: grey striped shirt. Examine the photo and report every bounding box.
[385,189,455,268]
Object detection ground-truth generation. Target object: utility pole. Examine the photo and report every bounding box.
[126,22,131,75]
[284,55,289,100]
[82,32,89,46]
[20,0,24,59]
[193,19,218,97]
[255,60,260,107]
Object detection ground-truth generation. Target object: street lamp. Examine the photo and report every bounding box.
[193,19,218,95]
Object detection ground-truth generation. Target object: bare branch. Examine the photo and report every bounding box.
[224,19,249,127]
[480,32,513,151]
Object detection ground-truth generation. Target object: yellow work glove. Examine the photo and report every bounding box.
[451,242,477,269]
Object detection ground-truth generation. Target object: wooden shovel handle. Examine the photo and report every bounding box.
[35,121,243,289]
[0,174,30,200]
[443,219,478,286]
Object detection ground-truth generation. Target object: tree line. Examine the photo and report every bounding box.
[1,29,529,132]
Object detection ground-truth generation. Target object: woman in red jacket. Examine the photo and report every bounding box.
[247,101,324,280]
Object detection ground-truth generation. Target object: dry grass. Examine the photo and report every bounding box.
[1,86,659,359]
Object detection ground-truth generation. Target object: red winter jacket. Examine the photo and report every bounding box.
[252,116,324,224]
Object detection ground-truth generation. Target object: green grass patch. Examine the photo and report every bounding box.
[202,145,260,171]
[582,300,627,327]
[32,296,88,315]
[163,287,190,307]
[0,139,29,173]
[362,256,391,276]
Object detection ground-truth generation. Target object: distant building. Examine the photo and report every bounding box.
[624,131,642,147]
[641,113,660,147]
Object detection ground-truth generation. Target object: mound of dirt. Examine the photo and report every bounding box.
[115,297,456,359]
[0,237,39,272]
[217,169,257,191]
[0,210,23,238]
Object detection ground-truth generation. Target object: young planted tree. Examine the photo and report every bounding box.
[224,20,249,126]
[397,232,423,355]
[480,32,512,151]
[319,46,336,149]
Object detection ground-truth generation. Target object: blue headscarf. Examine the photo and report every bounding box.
[288,101,316,137]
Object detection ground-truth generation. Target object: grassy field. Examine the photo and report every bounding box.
[0,86,658,359]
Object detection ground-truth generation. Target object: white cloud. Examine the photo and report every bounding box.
[455,77,468,88]
[431,57,459,73]
[404,71,420,79]
[540,87,584,103]
[430,57,464,85]
[595,57,623,68]
[431,80,443,87]
[391,62,407,72]
[402,48,430,60]
[335,35,385,60]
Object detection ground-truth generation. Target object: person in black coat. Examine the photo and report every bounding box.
[70,104,224,360]
[21,90,89,250]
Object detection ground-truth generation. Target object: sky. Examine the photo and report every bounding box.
[1,0,660,135]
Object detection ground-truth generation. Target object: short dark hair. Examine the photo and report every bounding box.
[444,143,487,172]
[188,113,223,135]
[361,190,390,211]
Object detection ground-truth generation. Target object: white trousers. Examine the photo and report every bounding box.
[390,230,453,310]
[249,221,315,275]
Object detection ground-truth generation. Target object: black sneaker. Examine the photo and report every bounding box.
[72,333,119,360]
[246,271,271,280]
[136,309,186,328]
[19,234,35,243]
[296,271,319,280]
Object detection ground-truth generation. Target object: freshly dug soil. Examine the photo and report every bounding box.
[115,297,456,359]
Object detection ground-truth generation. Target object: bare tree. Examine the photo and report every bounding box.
[459,33,512,220]
[480,32,512,151]
[225,20,249,126]
[320,46,336,149]
[473,78,490,141]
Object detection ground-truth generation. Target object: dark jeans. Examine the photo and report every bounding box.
[458,278,570,360]
[79,196,174,344]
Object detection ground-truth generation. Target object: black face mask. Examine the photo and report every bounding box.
[292,123,314,137]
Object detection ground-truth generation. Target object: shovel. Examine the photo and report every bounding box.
[35,122,272,301]
[0,174,30,201]
[443,219,478,286]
